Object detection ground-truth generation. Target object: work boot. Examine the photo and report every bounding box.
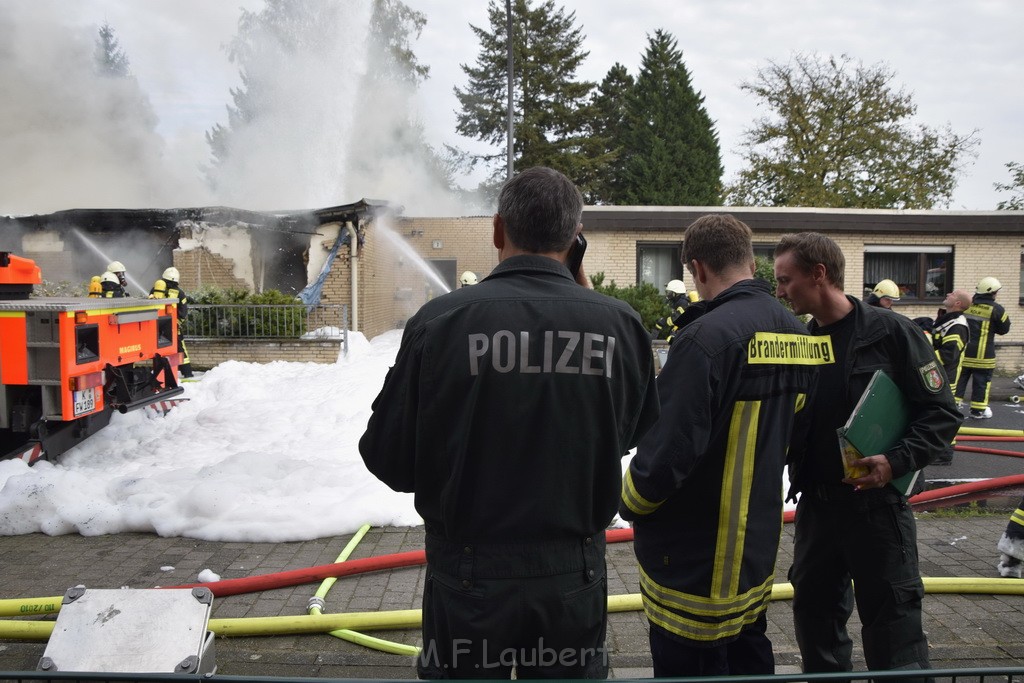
[998,553,1023,579]
[969,407,993,419]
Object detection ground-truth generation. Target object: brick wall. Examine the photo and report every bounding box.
[174,247,249,292]
[188,339,343,368]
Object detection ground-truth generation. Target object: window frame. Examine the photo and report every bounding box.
[862,245,953,304]
[635,241,684,293]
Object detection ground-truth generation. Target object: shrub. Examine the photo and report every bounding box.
[591,272,669,333]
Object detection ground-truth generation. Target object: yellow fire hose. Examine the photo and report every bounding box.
[3,578,1022,642]
[306,524,420,657]
[959,426,1024,438]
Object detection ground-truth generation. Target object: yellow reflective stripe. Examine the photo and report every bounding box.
[0,311,26,318]
[621,467,662,516]
[746,332,833,365]
[963,357,997,369]
[794,393,806,414]
[61,304,167,318]
[640,567,774,616]
[713,400,759,598]
[1010,508,1024,528]
[643,595,767,643]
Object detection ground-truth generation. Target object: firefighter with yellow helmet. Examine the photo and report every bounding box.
[149,266,194,378]
[956,276,1011,418]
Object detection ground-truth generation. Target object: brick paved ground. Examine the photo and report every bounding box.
[0,511,1022,679]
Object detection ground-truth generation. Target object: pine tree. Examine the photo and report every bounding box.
[455,0,598,193]
[94,22,131,78]
[618,30,723,206]
[588,63,635,204]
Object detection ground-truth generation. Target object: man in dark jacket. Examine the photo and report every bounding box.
[359,167,660,679]
[620,214,819,677]
[774,232,962,678]
[956,277,1011,418]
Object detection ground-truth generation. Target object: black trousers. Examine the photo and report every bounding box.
[790,486,930,677]
[648,611,774,677]
[955,366,993,409]
[418,534,608,679]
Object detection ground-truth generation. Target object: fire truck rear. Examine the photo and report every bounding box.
[0,252,184,464]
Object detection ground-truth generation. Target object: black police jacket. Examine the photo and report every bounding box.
[359,254,660,544]
[620,278,819,644]
[788,296,962,495]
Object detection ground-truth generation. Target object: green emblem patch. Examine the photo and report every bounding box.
[918,360,944,393]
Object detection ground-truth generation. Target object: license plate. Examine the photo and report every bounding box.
[73,388,96,416]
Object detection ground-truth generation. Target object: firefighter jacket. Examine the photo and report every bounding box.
[932,310,969,387]
[100,281,127,298]
[962,293,1010,370]
[149,279,189,317]
[652,295,688,341]
[788,297,962,496]
[359,254,660,544]
[620,279,819,645]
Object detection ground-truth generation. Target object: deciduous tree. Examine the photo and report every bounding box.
[727,53,978,209]
[994,161,1024,210]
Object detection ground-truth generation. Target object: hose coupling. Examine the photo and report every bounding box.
[307,596,326,613]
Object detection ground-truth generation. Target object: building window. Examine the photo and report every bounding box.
[863,245,952,301]
[637,242,683,293]
[1019,248,1024,305]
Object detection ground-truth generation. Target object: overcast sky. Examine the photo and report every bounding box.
[4,0,1021,213]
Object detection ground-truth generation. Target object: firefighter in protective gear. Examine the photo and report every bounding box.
[997,495,1024,578]
[87,275,102,298]
[459,270,477,287]
[99,271,127,298]
[106,261,128,290]
[928,289,971,465]
[865,278,900,309]
[652,279,693,342]
[956,276,1011,418]
[149,266,193,378]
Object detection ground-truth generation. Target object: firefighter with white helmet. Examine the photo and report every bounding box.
[459,271,478,287]
[99,271,127,298]
[865,278,900,309]
[149,265,193,378]
[652,279,698,342]
[956,276,1011,418]
[106,261,128,290]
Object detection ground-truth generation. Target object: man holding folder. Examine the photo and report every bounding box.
[773,232,962,678]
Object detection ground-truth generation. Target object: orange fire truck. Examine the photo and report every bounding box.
[0,252,184,464]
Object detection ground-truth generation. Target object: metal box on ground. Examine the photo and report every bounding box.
[39,587,216,675]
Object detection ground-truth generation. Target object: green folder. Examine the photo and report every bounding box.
[836,369,920,496]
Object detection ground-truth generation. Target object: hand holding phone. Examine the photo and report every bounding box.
[567,233,587,278]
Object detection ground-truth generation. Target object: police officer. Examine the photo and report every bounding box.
[774,232,961,678]
[957,276,1011,418]
[865,278,900,309]
[359,167,659,679]
[149,267,193,378]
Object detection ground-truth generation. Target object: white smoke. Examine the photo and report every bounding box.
[0,0,474,218]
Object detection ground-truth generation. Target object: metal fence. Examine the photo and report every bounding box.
[182,304,348,341]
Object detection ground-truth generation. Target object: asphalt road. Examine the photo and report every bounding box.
[920,375,1024,510]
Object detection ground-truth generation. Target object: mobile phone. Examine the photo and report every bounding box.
[567,233,587,277]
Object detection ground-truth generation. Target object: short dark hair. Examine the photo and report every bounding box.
[774,232,845,289]
[497,167,582,253]
[682,214,754,273]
